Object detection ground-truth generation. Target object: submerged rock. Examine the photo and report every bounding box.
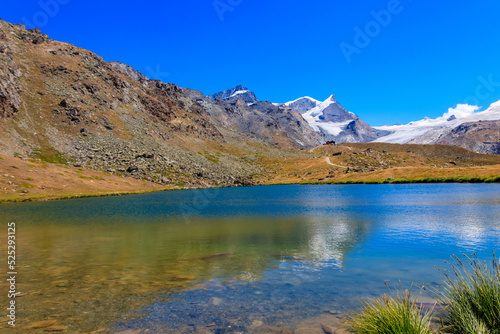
[249,320,263,330]
[207,297,223,306]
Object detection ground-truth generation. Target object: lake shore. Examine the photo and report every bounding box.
[3,183,498,333]
[1,151,499,203]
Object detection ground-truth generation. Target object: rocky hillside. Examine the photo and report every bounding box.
[0,19,333,188]
[183,86,324,149]
[109,61,148,81]
[0,20,270,187]
[0,17,498,196]
[434,120,500,155]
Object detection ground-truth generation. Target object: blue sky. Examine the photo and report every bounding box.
[2,0,500,125]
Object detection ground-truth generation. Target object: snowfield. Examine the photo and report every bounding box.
[287,95,355,137]
[373,102,500,144]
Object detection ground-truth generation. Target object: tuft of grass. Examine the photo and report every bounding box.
[437,253,500,334]
[31,148,74,165]
[345,287,433,334]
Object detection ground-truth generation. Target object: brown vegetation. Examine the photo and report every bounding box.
[256,143,500,185]
[0,153,171,203]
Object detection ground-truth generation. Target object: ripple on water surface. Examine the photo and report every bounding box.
[0,184,499,333]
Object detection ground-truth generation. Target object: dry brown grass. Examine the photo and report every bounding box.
[256,143,500,185]
[2,141,500,203]
[0,153,171,203]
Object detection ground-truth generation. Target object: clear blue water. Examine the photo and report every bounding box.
[1,184,499,333]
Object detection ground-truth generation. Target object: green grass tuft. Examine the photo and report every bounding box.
[437,253,500,334]
[345,287,433,334]
[31,148,74,165]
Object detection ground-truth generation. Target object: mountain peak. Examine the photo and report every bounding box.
[208,86,258,104]
[233,84,248,91]
[327,94,336,102]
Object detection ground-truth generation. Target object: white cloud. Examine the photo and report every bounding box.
[442,104,481,120]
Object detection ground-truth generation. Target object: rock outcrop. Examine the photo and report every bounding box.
[109,61,148,81]
[0,22,22,118]
[435,120,500,155]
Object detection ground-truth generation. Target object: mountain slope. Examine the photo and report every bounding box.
[109,61,148,81]
[434,120,500,155]
[374,101,500,154]
[0,19,327,191]
[284,95,389,143]
[285,96,320,114]
[0,20,264,187]
[183,87,324,149]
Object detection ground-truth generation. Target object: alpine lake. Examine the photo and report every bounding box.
[1,184,499,333]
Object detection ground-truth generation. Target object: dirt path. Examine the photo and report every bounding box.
[326,157,347,168]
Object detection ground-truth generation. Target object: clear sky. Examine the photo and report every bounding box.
[2,0,500,126]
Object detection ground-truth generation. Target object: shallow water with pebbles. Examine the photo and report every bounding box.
[0,184,499,333]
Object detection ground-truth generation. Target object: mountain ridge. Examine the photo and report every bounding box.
[282,94,390,143]
[208,85,258,104]
[373,102,500,154]
[0,16,498,204]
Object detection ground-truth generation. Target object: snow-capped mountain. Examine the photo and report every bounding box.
[208,85,500,154]
[284,95,389,143]
[186,86,324,149]
[208,85,258,104]
[285,97,321,114]
[373,101,500,144]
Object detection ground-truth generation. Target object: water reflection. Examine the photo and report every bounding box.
[0,184,498,333]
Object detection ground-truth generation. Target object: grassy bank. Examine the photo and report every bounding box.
[345,253,500,334]
[299,175,500,185]
[0,153,173,203]
[1,145,500,204]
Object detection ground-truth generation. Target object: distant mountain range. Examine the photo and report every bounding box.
[192,83,500,154]
[182,86,323,149]
[373,102,500,154]
[277,94,500,155]
[0,14,499,182]
[203,85,500,155]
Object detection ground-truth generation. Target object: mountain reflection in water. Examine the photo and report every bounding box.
[0,184,498,333]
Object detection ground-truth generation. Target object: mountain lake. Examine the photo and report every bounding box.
[1,184,499,333]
